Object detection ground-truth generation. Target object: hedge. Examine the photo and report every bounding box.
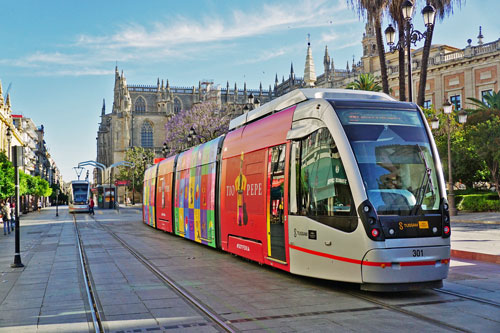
[457,194,500,212]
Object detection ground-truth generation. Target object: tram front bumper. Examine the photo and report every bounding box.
[361,245,450,284]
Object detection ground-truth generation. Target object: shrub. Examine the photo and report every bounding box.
[458,194,500,211]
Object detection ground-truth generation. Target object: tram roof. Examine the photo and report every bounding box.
[229,88,395,130]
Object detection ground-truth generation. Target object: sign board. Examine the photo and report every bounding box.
[114,180,130,186]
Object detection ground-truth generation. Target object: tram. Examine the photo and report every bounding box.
[69,180,91,213]
[143,88,450,291]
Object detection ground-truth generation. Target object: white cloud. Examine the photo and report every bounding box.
[2,0,361,76]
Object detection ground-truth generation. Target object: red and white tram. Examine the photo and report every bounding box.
[143,88,450,291]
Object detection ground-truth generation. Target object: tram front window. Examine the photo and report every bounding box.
[335,107,440,215]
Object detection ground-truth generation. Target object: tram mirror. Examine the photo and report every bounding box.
[286,119,325,140]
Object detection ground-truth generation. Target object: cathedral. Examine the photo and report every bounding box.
[97,23,500,187]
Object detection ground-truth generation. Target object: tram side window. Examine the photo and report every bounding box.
[294,128,357,232]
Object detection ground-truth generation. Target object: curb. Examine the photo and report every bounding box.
[451,249,500,265]
[451,219,500,225]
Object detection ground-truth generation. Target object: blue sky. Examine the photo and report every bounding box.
[0,0,498,182]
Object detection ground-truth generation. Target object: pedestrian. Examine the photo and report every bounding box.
[37,199,42,212]
[9,200,15,231]
[2,200,12,235]
[89,197,95,215]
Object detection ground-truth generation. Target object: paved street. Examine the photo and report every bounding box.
[0,206,499,332]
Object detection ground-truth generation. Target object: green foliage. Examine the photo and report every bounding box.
[458,194,500,212]
[0,151,14,199]
[346,73,382,92]
[465,116,500,198]
[466,90,500,112]
[117,146,155,195]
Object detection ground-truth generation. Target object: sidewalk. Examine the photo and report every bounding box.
[451,212,500,264]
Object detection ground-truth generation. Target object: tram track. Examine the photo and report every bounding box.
[73,214,104,333]
[91,218,236,333]
[344,290,472,332]
[433,288,500,309]
[79,212,498,332]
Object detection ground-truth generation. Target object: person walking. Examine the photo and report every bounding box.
[89,197,95,215]
[9,200,15,231]
[2,200,12,235]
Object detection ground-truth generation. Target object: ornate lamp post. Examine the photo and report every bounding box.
[6,127,12,160]
[162,142,170,157]
[431,100,468,216]
[385,0,436,102]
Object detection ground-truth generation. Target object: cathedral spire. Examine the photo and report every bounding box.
[303,34,316,87]
[324,45,331,74]
[101,98,105,116]
[6,94,11,109]
[0,81,3,106]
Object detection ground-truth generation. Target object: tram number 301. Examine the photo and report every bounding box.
[412,249,424,257]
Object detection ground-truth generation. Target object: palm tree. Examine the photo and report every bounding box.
[417,0,463,107]
[348,0,389,94]
[465,90,500,125]
[388,0,407,101]
[467,90,500,111]
[347,73,382,91]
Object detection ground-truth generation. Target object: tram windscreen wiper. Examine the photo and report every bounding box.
[411,144,435,215]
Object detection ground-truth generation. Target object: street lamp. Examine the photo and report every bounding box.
[432,99,468,216]
[6,127,12,160]
[385,0,435,102]
[162,142,169,157]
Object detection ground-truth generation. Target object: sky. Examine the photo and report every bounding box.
[0,0,498,182]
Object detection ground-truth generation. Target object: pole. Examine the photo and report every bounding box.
[132,171,135,205]
[11,146,24,268]
[56,189,59,217]
[406,20,413,102]
[447,116,456,216]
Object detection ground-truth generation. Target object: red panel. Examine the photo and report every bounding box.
[220,106,295,265]
[227,236,264,263]
[221,149,267,250]
[155,156,176,233]
[222,106,295,159]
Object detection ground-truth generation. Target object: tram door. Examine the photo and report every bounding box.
[267,144,287,262]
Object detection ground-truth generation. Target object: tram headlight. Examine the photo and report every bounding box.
[443,203,449,211]
[369,217,376,225]
[363,205,370,213]
[443,215,449,223]
[432,226,438,234]
[388,228,395,236]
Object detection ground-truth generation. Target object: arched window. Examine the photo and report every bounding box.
[135,96,146,112]
[174,98,182,114]
[141,121,153,148]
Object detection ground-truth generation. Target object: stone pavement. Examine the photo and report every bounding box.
[0,205,498,332]
[451,212,500,264]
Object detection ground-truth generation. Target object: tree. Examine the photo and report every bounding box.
[466,116,500,198]
[164,101,230,154]
[117,146,155,198]
[347,73,382,91]
[0,152,14,199]
[417,0,463,107]
[467,90,500,112]
[348,0,389,94]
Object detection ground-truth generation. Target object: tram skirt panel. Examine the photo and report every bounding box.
[288,216,363,283]
[361,246,450,284]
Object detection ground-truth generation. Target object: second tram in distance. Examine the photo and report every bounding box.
[143,88,451,291]
[69,180,91,213]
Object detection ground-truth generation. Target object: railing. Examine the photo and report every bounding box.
[442,50,464,62]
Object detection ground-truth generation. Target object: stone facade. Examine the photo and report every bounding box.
[97,67,275,180]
